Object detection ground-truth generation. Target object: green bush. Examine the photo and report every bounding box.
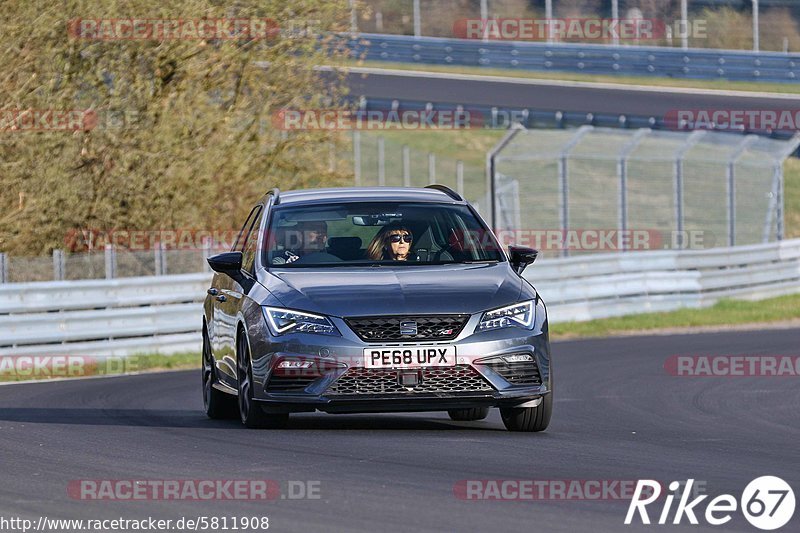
[0,0,352,255]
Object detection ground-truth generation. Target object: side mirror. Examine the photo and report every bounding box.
[509,246,538,275]
[207,251,244,281]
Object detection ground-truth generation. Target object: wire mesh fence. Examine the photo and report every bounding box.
[352,129,501,216]
[2,126,797,282]
[490,126,800,258]
[0,245,226,284]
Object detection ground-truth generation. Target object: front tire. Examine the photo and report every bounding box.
[447,407,490,421]
[500,393,552,432]
[236,331,289,429]
[202,326,237,419]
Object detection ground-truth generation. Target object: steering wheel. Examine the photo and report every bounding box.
[293,251,344,264]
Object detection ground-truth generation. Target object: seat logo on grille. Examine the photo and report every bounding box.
[399,321,418,336]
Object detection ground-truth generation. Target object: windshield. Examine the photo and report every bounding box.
[262,202,505,267]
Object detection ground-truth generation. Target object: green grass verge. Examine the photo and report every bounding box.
[125,351,200,372]
[352,60,800,94]
[785,158,800,239]
[0,351,199,383]
[551,292,800,340]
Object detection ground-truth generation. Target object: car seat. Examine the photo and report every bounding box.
[327,236,364,261]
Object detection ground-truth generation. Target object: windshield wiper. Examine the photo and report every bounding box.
[274,261,380,268]
[273,260,499,268]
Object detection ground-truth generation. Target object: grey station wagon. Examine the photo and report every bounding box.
[202,185,552,431]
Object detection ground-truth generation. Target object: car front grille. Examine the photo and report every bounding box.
[326,365,494,396]
[482,358,542,386]
[345,315,469,342]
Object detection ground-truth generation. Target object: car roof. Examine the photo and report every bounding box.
[270,187,466,206]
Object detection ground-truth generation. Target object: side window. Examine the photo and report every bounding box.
[233,206,261,252]
[241,207,264,274]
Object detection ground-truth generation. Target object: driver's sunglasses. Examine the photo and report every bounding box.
[389,233,413,244]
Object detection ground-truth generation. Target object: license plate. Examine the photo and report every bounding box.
[363,346,457,369]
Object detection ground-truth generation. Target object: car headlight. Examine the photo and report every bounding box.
[263,307,340,337]
[476,301,535,332]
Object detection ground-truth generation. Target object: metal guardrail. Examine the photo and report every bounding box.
[356,97,800,144]
[0,273,210,356]
[349,33,800,83]
[532,239,800,323]
[1,240,798,356]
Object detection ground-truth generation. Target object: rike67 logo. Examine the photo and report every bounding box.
[626,477,795,530]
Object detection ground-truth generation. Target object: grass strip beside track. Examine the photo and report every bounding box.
[551,293,800,339]
[0,352,199,383]
[786,158,800,239]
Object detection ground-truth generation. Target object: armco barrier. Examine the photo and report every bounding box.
[0,273,210,356]
[349,33,800,83]
[0,240,798,356]
[533,240,800,322]
[356,97,800,143]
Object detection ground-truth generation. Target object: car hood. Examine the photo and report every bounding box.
[262,263,523,317]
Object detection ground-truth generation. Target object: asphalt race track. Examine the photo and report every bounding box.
[1,328,797,532]
[347,68,800,118]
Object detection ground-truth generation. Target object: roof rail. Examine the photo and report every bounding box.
[268,187,281,205]
[425,184,463,201]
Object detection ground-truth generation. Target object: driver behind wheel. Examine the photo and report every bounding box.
[366,223,419,261]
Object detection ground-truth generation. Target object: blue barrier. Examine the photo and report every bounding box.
[354,96,798,147]
[348,33,800,83]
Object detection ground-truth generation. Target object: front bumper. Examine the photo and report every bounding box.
[256,389,549,414]
[249,319,552,414]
